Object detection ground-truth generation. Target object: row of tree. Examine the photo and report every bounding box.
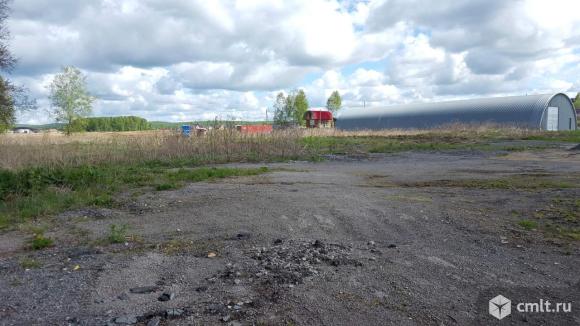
[80,116,151,132]
[273,89,342,127]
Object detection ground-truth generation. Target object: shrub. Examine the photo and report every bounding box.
[30,233,54,250]
[108,224,128,244]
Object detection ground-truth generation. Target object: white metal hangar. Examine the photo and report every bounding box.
[336,93,577,131]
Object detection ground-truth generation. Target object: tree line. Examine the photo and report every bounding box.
[78,116,151,132]
[273,89,342,127]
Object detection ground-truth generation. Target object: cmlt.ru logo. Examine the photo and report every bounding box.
[489,295,511,320]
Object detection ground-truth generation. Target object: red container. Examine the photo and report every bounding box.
[236,124,273,134]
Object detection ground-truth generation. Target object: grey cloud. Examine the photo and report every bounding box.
[464,48,512,75]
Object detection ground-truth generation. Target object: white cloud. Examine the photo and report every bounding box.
[6,0,580,124]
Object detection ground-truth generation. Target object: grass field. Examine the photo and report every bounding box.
[1,125,579,230]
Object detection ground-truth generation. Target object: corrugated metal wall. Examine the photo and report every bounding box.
[336,93,577,131]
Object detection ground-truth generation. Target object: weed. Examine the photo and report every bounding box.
[160,238,224,257]
[108,224,128,244]
[0,165,269,229]
[19,257,41,269]
[30,233,54,250]
[155,183,180,191]
[401,175,576,190]
[518,220,538,230]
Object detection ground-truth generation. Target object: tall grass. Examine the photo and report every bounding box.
[2,125,576,170]
[0,129,307,170]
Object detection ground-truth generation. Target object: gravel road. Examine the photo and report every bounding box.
[1,147,579,326]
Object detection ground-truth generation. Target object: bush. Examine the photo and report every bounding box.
[30,233,54,250]
[518,220,538,230]
[108,224,128,243]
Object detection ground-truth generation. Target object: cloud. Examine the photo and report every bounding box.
[6,0,580,124]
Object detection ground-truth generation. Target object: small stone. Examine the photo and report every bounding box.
[221,315,231,322]
[114,315,137,324]
[234,279,241,285]
[273,238,283,245]
[158,292,175,301]
[117,293,130,300]
[166,308,184,318]
[94,298,105,304]
[129,286,159,294]
[146,317,161,326]
[233,304,241,310]
[368,241,376,246]
[387,244,397,248]
[208,252,217,258]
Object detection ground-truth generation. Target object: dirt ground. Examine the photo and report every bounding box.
[1,145,579,326]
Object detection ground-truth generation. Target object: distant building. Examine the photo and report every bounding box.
[304,108,334,128]
[337,93,577,131]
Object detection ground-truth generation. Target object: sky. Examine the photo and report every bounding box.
[8,0,580,124]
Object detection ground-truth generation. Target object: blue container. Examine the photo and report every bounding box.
[181,125,191,137]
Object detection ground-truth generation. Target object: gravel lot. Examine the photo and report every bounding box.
[1,146,579,326]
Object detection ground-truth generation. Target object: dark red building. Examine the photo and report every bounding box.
[304,108,334,128]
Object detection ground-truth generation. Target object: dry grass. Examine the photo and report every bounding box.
[303,123,543,139]
[0,129,307,170]
[0,123,573,170]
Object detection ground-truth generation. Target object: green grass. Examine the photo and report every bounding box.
[302,136,465,154]
[400,175,576,190]
[19,257,42,269]
[30,233,54,250]
[155,183,180,191]
[108,224,129,244]
[0,163,269,229]
[518,220,538,230]
[524,130,580,143]
[517,198,580,241]
[301,135,555,155]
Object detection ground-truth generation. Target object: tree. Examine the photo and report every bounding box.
[48,66,95,135]
[273,92,293,127]
[326,90,342,113]
[0,77,13,132]
[290,89,309,126]
[0,0,35,132]
[575,92,580,110]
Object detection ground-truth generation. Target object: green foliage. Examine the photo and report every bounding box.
[518,220,538,230]
[81,116,151,132]
[155,183,179,191]
[524,130,580,143]
[574,92,580,110]
[108,224,128,244]
[326,90,342,113]
[273,92,293,127]
[273,90,310,127]
[48,66,95,135]
[19,257,42,269]
[0,77,15,133]
[0,164,269,229]
[291,89,309,126]
[30,233,54,250]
